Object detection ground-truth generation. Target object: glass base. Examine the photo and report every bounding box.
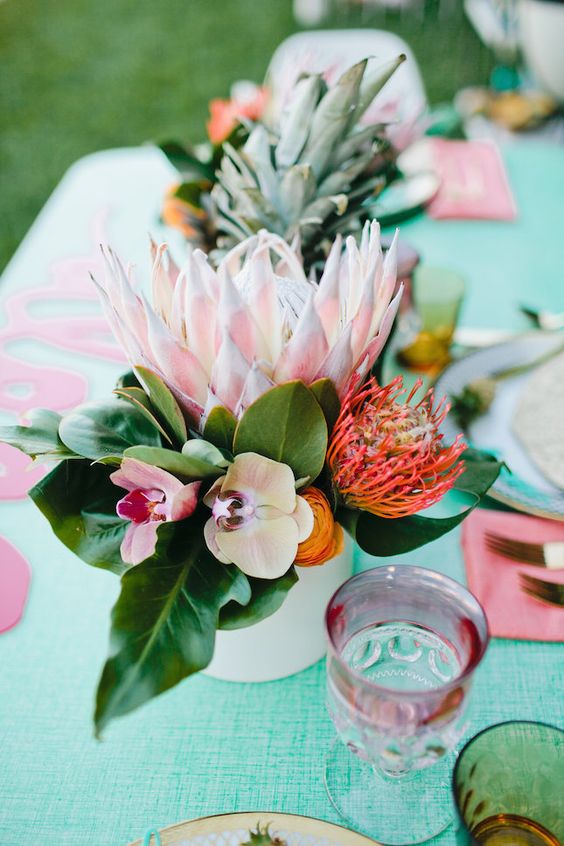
[324,739,455,845]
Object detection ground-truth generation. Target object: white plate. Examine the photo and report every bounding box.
[435,332,564,521]
[128,812,380,846]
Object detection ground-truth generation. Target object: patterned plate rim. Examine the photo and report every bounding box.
[127,811,382,846]
[434,331,564,522]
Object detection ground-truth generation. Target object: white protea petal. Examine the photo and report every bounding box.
[345,234,364,318]
[314,234,343,344]
[218,266,268,364]
[183,254,217,371]
[246,245,283,362]
[142,295,209,404]
[351,284,403,387]
[210,330,251,412]
[314,321,354,397]
[273,293,329,384]
[192,249,220,301]
[235,361,275,418]
[350,258,376,362]
[150,241,176,323]
[369,229,398,337]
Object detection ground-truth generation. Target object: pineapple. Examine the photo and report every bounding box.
[161,55,405,274]
[241,824,287,846]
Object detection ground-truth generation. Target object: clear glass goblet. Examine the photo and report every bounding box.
[324,565,490,845]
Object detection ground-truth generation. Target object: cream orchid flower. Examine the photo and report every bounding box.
[93,221,401,431]
[203,452,314,579]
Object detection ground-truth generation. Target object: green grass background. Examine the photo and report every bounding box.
[0,0,494,271]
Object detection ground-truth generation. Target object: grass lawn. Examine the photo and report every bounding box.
[0,0,494,271]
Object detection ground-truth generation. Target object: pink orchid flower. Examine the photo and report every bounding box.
[110,458,200,566]
[203,452,313,580]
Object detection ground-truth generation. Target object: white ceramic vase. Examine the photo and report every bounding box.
[520,0,564,102]
[204,536,354,683]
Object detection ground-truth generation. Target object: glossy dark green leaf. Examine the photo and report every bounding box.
[114,387,173,445]
[94,523,251,735]
[310,378,341,434]
[0,408,76,459]
[158,141,215,180]
[29,460,126,575]
[115,370,141,390]
[203,406,237,451]
[341,448,502,557]
[219,567,299,630]
[134,366,187,446]
[58,398,161,461]
[181,439,231,468]
[233,381,328,483]
[124,445,224,481]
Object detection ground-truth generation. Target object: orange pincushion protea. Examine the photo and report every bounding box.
[295,487,344,567]
[327,376,465,519]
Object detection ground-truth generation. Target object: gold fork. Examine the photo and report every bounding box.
[519,574,564,608]
[484,532,564,570]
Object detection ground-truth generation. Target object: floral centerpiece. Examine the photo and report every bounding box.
[1,221,500,734]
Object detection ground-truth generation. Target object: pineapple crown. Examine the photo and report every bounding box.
[241,824,287,846]
[161,55,406,275]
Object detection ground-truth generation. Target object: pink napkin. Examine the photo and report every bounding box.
[462,509,564,641]
[428,139,517,221]
[0,536,31,634]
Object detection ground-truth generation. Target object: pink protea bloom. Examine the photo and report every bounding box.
[111,458,201,565]
[327,376,466,519]
[203,452,313,579]
[92,222,401,432]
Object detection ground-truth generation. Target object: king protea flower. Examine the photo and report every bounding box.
[327,376,465,518]
[93,222,401,431]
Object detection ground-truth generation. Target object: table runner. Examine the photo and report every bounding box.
[0,143,562,846]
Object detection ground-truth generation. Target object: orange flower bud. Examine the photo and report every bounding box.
[295,487,344,568]
[161,184,205,239]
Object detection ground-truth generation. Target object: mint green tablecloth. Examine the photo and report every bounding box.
[0,143,563,846]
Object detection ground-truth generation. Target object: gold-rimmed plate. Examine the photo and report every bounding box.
[128,811,381,846]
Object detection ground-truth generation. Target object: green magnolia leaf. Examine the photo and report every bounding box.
[233,381,328,482]
[158,141,215,180]
[219,567,299,630]
[114,387,173,445]
[94,522,251,735]
[0,408,76,460]
[203,406,237,451]
[29,460,126,575]
[340,448,502,557]
[58,399,161,461]
[134,366,187,446]
[115,370,142,390]
[124,445,224,481]
[182,439,231,468]
[310,378,341,434]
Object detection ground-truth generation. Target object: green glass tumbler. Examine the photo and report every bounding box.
[453,721,564,846]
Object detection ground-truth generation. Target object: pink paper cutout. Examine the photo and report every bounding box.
[0,444,46,500]
[0,536,31,634]
[0,351,87,414]
[0,209,121,500]
[0,210,125,364]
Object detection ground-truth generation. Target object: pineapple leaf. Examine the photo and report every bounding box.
[275,74,322,169]
[356,53,406,122]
